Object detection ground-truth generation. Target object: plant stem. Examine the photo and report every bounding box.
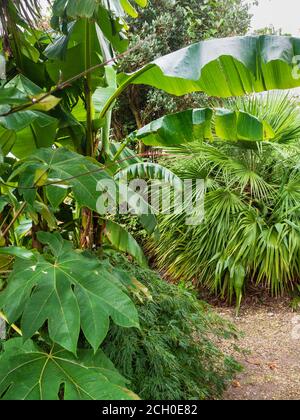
[0,311,22,336]
[81,19,94,249]
[85,19,94,157]
[2,202,26,238]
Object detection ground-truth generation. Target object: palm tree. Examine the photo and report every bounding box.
[146,93,300,312]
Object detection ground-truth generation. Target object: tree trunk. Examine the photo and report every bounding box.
[127,86,146,154]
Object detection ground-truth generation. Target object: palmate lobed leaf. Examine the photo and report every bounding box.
[0,233,139,354]
[12,147,113,210]
[0,338,138,400]
[0,75,61,113]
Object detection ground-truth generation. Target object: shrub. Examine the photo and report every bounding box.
[103,253,241,400]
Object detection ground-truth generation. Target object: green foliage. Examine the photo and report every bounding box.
[103,253,241,400]
[113,0,252,139]
[148,95,300,312]
[1,0,300,401]
[0,338,136,400]
[0,232,139,354]
[134,107,275,146]
[13,147,112,210]
[104,220,148,267]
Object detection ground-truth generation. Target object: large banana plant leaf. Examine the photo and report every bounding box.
[129,36,300,96]
[52,0,147,19]
[100,35,300,117]
[115,162,183,190]
[48,0,147,61]
[133,108,275,146]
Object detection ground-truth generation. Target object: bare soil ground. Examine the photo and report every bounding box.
[214,298,300,400]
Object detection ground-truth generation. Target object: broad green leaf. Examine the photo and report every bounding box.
[13,147,114,211]
[104,220,148,267]
[93,66,118,113]
[0,233,139,353]
[106,142,142,174]
[134,0,147,6]
[0,129,16,155]
[100,35,300,118]
[46,20,104,86]
[120,0,138,17]
[0,338,137,400]
[0,247,34,260]
[133,108,275,146]
[139,214,158,236]
[134,109,212,146]
[52,0,102,19]
[96,6,128,53]
[2,75,61,112]
[214,109,275,141]
[44,22,76,60]
[66,0,98,18]
[0,196,9,213]
[5,74,42,95]
[27,94,61,112]
[0,87,29,106]
[0,79,59,157]
[129,36,300,97]
[9,113,58,158]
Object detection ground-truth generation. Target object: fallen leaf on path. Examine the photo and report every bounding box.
[232,380,241,388]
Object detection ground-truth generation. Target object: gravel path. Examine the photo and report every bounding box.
[215,299,300,400]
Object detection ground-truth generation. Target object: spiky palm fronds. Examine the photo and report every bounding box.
[0,0,49,30]
[149,93,300,312]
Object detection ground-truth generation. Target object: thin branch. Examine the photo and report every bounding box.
[2,202,26,237]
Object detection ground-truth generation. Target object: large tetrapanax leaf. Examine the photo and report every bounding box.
[133,108,275,146]
[0,233,139,354]
[0,338,138,400]
[52,0,147,19]
[11,147,113,211]
[2,112,58,158]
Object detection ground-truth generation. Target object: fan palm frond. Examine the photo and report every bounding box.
[0,0,49,43]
